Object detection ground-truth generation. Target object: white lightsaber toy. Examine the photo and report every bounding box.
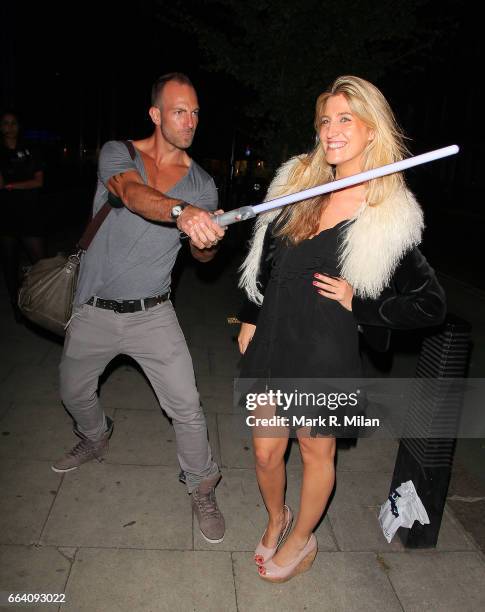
[215,145,459,226]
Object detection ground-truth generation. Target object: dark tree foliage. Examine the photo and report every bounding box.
[154,0,458,161]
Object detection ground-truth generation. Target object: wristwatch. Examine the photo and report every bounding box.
[170,202,188,220]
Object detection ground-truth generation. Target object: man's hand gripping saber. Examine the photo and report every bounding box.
[214,145,459,227]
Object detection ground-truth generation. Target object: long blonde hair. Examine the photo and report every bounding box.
[275,75,409,244]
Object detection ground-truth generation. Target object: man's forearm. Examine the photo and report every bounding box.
[122,181,182,222]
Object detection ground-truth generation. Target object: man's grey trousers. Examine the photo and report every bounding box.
[59,300,219,492]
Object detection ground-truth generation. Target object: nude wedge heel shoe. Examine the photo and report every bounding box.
[254,505,293,565]
[257,533,317,583]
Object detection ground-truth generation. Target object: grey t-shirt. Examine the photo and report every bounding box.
[75,140,218,305]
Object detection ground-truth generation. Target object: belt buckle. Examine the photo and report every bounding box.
[125,300,138,313]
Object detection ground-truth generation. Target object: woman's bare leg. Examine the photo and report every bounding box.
[271,435,336,565]
[253,434,289,547]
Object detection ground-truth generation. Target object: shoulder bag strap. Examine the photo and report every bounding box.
[76,140,136,251]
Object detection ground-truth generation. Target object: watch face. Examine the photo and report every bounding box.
[172,205,182,218]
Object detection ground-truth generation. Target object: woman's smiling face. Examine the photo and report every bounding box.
[319,94,373,176]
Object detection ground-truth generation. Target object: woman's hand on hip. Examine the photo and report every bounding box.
[238,322,256,354]
[313,273,354,311]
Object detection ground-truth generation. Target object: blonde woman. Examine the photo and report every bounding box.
[238,76,446,582]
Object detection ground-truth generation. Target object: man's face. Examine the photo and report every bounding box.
[156,81,199,150]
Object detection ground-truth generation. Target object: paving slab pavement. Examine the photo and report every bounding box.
[0,253,484,611]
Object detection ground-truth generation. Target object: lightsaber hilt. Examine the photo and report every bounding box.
[214,206,256,226]
[215,145,459,227]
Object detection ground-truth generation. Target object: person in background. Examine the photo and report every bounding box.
[0,110,45,322]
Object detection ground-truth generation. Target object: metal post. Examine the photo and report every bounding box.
[390,314,472,548]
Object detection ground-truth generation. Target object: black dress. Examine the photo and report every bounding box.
[238,212,447,436]
[240,220,363,436]
[242,220,362,379]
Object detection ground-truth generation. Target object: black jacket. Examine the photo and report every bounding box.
[239,226,446,352]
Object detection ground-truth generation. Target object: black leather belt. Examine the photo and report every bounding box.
[86,292,170,313]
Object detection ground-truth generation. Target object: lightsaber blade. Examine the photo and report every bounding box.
[215,144,459,226]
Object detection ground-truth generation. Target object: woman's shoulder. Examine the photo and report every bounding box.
[339,185,425,299]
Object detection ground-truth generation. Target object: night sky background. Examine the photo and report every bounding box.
[1,0,482,285]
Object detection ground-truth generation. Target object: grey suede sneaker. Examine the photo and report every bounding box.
[192,474,225,543]
[51,418,114,473]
